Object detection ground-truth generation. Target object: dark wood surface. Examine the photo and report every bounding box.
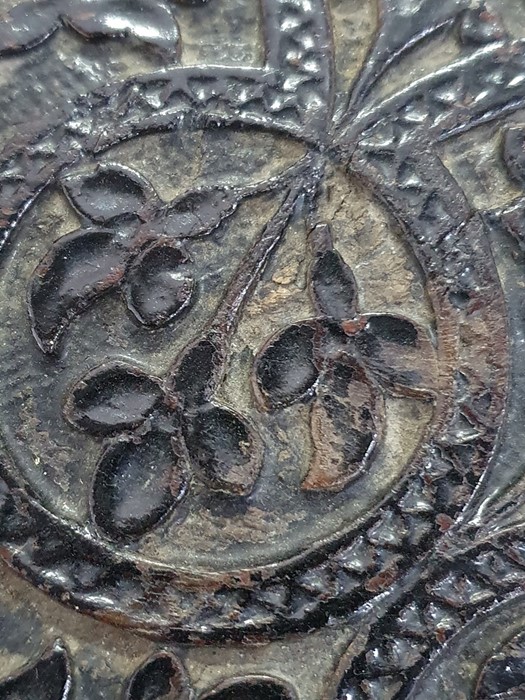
[0,1,524,697]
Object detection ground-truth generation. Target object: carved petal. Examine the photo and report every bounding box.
[351,314,437,398]
[162,186,248,239]
[302,356,383,492]
[0,640,72,699]
[66,363,163,435]
[126,652,191,700]
[253,322,322,410]
[503,126,525,188]
[124,241,195,327]
[92,431,187,539]
[185,403,263,496]
[63,0,180,55]
[0,0,59,55]
[166,337,224,407]
[61,163,156,224]
[28,228,128,354]
[201,678,295,700]
[310,248,358,320]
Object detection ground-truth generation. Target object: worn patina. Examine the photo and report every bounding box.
[0,1,524,698]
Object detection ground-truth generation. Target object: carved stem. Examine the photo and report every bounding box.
[167,154,320,396]
[206,153,316,344]
[262,0,334,140]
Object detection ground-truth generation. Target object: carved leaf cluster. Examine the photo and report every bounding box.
[339,0,507,119]
[28,162,261,353]
[62,183,304,540]
[254,222,437,492]
[66,354,263,539]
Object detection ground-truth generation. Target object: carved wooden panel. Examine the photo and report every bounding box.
[0,1,524,698]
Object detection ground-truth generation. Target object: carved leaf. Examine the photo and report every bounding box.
[28,228,128,354]
[63,0,180,55]
[126,652,192,700]
[347,40,525,147]
[310,248,358,320]
[161,186,250,239]
[0,640,72,699]
[166,337,224,407]
[0,0,59,55]
[61,163,156,224]
[503,126,525,188]
[201,678,295,700]
[92,431,188,539]
[302,356,383,492]
[124,241,195,327]
[344,0,470,114]
[350,314,437,398]
[184,403,263,496]
[66,362,163,435]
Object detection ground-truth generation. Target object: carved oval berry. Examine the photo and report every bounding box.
[254,322,319,409]
[124,242,195,327]
[202,678,295,700]
[184,403,263,496]
[126,652,191,700]
[66,363,164,435]
[91,431,188,539]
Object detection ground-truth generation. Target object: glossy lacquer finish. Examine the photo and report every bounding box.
[0,0,524,698]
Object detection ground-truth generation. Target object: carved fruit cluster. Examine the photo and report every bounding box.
[29,162,271,355]
[52,183,436,541]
